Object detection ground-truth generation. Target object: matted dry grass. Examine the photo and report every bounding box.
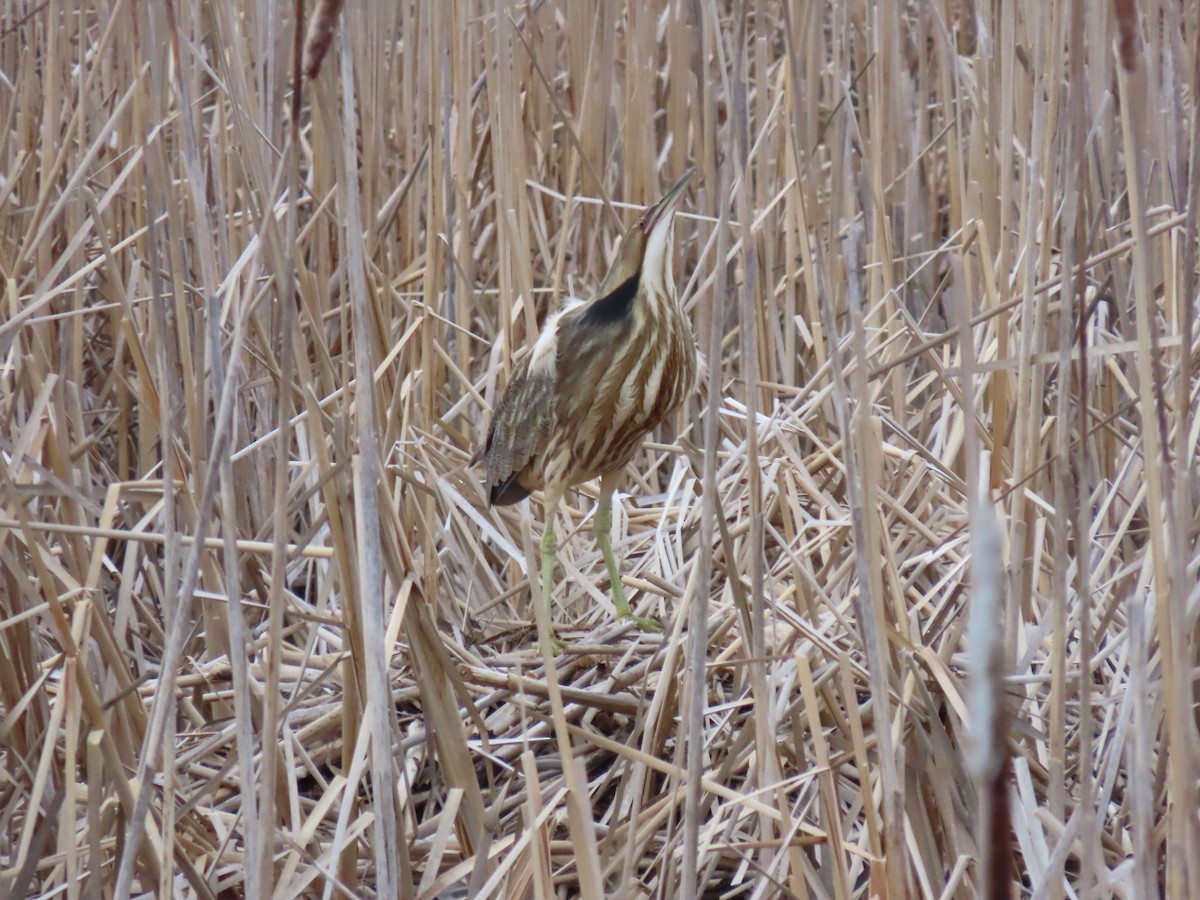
[2,1,1199,897]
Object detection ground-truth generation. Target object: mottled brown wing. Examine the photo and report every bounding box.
[481,355,557,506]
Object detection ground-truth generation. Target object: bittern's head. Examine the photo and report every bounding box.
[596,168,695,302]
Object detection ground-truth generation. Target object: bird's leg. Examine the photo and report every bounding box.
[597,475,663,633]
[537,488,564,651]
[539,517,558,632]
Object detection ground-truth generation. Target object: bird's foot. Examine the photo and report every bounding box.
[617,611,663,633]
[535,628,567,655]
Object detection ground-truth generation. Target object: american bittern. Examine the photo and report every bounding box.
[480,170,698,641]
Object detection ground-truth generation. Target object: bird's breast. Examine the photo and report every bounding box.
[555,297,696,483]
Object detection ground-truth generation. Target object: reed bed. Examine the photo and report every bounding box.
[2,1,1198,897]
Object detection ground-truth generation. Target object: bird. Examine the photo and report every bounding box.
[479,169,698,644]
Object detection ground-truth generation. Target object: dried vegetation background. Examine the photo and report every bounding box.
[2,0,1199,897]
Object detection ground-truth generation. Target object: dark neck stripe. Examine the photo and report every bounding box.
[582,272,639,325]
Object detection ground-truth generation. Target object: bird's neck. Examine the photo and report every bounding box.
[636,276,683,332]
[642,219,674,298]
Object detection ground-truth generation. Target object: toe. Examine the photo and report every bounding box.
[619,612,663,633]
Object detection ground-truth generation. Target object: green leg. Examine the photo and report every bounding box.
[539,518,557,628]
[595,487,662,633]
[538,500,563,652]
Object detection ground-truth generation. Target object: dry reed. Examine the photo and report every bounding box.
[1,1,1198,897]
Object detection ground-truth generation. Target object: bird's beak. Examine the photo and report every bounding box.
[640,168,695,234]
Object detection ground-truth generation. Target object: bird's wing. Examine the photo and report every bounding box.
[481,354,557,505]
